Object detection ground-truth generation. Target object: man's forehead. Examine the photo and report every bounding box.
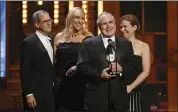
[39,13,50,19]
[100,14,114,22]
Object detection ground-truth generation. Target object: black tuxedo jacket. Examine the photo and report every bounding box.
[77,35,137,111]
[20,33,56,108]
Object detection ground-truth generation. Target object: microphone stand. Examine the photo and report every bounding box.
[108,55,113,112]
[107,41,123,111]
[107,45,117,112]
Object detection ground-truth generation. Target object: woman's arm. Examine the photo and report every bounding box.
[127,43,151,93]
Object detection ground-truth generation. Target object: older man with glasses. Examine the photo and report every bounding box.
[20,10,56,112]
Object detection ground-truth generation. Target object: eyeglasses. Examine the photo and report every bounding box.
[37,19,53,24]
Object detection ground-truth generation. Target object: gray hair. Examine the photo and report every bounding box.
[32,10,49,23]
[96,12,116,26]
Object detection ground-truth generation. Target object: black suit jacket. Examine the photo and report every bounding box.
[77,35,137,111]
[20,33,56,108]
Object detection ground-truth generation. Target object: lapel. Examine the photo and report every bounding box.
[95,35,109,68]
[115,36,122,62]
[48,35,54,49]
[35,33,53,65]
[48,35,55,64]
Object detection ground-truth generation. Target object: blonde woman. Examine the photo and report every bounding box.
[120,14,151,112]
[54,7,93,112]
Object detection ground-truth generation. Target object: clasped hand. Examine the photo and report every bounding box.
[109,62,122,73]
[101,62,122,80]
[66,66,77,76]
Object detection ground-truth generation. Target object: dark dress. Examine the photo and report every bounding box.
[128,55,150,112]
[55,42,86,111]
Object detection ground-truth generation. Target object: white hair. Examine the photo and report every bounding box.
[96,12,116,26]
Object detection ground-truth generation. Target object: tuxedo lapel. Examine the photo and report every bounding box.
[48,36,54,49]
[35,33,53,65]
[96,35,108,68]
[115,36,122,62]
[49,36,55,65]
[36,36,48,54]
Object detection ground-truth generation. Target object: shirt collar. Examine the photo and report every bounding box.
[36,30,51,41]
[101,34,115,48]
[101,34,115,42]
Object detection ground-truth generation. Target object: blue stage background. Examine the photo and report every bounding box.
[0,1,6,78]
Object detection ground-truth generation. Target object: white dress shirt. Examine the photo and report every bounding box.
[101,34,116,49]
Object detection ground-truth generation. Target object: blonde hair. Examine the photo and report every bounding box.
[60,7,91,41]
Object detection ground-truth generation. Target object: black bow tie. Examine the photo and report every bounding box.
[108,39,112,43]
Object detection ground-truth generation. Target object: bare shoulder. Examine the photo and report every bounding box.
[135,39,142,44]
[135,39,148,48]
[54,32,63,41]
[83,31,94,40]
[143,42,150,49]
[140,41,150,53]
[54,32,64,47]
[84,31,94,37]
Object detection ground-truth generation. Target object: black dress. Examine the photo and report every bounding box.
[55,42,86,111]
[128,55,150,112]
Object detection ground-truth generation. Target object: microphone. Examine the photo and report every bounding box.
[108,40,116,50]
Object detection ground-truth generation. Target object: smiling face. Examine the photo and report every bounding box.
[120,20,137,39]
[98,14,116,38]
[72,12,85,32]
[34,12,52,36]
[120,14,140,39]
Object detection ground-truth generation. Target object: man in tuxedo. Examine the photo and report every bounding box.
[20,10,55,112]
[77,12,137,112]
